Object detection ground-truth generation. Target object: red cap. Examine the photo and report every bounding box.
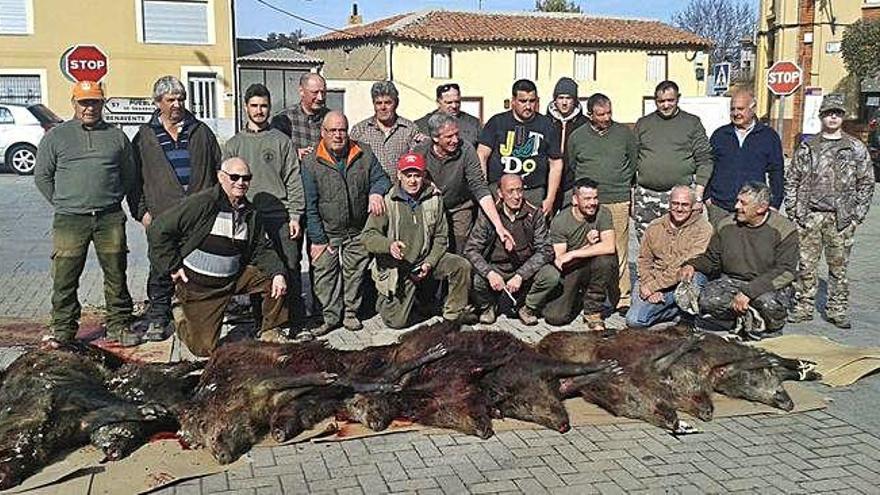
[397,152,426,173]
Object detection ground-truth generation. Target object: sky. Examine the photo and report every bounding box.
[235,0,704,39]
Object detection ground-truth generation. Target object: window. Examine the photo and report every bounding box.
[646,53,667,82]
[142,0,210,44]
[574,52,596,81]
[187,73,217,119]
[0,74,41,105]
[431,47,451,79]
[0,0,28,34]
[326,89,345,112]
[0,107,13,124]
[515,50,538,81]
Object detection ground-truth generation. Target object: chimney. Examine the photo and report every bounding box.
[348,3,363,26]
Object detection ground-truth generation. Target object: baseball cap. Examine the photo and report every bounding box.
[819,94,846,115]
[72,81,104,101]
[397,152,426,173]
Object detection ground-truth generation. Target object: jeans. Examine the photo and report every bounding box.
[626,272,707,328]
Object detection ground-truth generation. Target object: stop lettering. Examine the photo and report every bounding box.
[766,61,803,96]
[61,45,109,83]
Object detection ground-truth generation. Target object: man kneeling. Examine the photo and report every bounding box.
[148,157,288,356]
[362,153,471,328]
[464,174,558,325]
[679,182,798,339]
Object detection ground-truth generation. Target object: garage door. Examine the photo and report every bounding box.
[0,75,41,105]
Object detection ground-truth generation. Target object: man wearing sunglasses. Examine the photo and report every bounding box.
[35,81,141,346]
[415,83,482,149]
[786,94,875,329]
[147,157,289,356]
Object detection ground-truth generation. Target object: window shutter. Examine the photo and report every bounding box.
[646,54,667,82]
[574,52,596,81]
[0,0,27,34]
[143,0,209,44]
[432,48,451,79]
[515,51,537,81]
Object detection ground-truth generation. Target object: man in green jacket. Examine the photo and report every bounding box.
[34,81,140,346]
[633,80,713,240]
[362,153,471,329]
[224,83,305,337]
[148,157,288,356]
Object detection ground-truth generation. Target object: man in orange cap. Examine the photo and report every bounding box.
[34,81,141,346]
[362,152,472,328]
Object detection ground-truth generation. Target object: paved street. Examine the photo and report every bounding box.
[1,173,880,494]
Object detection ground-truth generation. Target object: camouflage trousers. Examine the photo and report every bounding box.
[699,276,790,334]
[632,185,670,241]
[792,211,856,319]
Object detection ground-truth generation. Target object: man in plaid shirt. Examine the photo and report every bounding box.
[271,73,330,160]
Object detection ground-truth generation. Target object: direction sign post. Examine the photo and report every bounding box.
[60,45,108,83]
[766,61,804,141]
[103,97,154,126]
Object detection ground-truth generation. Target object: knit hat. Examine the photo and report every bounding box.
[553,77,578,99]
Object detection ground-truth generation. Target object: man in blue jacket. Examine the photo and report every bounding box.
[705,90,784,225]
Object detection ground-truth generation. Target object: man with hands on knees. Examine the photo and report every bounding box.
[147,157,289,357]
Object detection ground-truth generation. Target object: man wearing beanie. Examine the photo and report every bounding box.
[547,77,588,204]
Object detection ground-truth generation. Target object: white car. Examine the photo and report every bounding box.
[0,103,62,175]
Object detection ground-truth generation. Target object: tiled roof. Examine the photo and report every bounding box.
[301,10,712,49]
[237,47,323,64]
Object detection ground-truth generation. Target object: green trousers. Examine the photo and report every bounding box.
[50,209,133,341]
[471,264,561,312]
[311,234,370,327]
[377,253,471,329]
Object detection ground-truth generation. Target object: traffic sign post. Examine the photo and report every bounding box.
[60,45,108,83]
[766,61,804,141]
[104,97,154,126]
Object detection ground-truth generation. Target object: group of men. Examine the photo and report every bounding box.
[34,70,874,357]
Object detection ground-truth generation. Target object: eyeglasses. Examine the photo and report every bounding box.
[221,170,252,183]
[436,83,460,98]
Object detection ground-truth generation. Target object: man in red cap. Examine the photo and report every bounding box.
[362,152,472,328]
[34,81,141,346]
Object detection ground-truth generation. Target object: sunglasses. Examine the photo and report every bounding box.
[221,170,252,183]
[436,83,460,98]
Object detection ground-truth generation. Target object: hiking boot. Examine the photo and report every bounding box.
[116,329,142,347]
[144,321,172,342]
[259,327,290,343]
[517,306,539,326]
[787,309,814,324]
[343,316,363,331]
[826,314,851,329]
[583,313,606,332]
[478,306,497,325]
[310,322,340,338]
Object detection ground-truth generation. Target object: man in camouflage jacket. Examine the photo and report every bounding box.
[785,94,874,329]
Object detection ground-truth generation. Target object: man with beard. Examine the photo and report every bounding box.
[148,158,289,356]
[546,77,588,202]
[626,186,712,327]
[633,80,712,239]
[477,79,563,216]
[415,83,482,149]
[786,94,874,329]
[465,174,558,325]
[132,75,222,341]
[566,93,637,312]
[362,153,471,328]
[414,113,512,253]
[679,182,798,339]
[351,81,425,177]
[543,178,617,330]
[223,83,305,339]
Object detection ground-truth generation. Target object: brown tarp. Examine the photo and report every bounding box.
[753,334,880,387]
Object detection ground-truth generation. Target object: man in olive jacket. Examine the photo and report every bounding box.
[133,75,222,341]
[301,111,391,335]
[148,158,288,356]
[362,153,471,329]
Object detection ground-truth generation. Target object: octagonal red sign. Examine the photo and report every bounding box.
[766,61,803,96]
[61,45,108,83]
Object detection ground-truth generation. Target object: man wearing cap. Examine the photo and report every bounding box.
[477,79,563,216]
[132,75,222,341]
[705,90,784,226]
[546,77,589,203]
[34,81,141,346]
[362,152,471,328]
[786,94,874,329]
[302,111,391,336]
[415,83,482,149]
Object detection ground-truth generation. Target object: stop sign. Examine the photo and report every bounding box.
[766,61,803,96]
[61,45,108,83]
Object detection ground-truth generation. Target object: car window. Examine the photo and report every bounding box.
[0,107,13,125]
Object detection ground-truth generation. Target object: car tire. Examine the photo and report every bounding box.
[6,143,37,175]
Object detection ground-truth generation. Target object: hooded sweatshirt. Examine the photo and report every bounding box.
[547,101,588,192]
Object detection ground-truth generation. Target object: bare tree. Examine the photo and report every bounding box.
[535,0,582,13]
[672,0,756,67]
[266,30,305,50]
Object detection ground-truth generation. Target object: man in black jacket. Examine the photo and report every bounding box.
[148,157,287,356]
[547,77,589,204]
[464,174,558,325]
[133,75,222,341]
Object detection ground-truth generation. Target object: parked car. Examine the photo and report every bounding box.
[869,110,880,182]
[0,103,62,175]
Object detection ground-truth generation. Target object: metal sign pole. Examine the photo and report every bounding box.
[776,94,785,140]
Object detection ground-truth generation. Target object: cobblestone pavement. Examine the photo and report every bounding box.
[1,174,879,494]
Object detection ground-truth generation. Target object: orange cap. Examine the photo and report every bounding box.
[72,81,104,101]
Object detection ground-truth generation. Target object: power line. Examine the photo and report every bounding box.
[252,0,354,37]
